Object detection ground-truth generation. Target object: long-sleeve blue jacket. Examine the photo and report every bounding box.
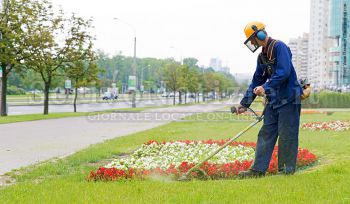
[240,40,302,109]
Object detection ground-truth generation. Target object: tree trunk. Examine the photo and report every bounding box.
[43,83,50,115]
[178,91,182,105]
[1,68,8,116]
[185,92,187,104]
[203,92,205,102]
[173,91,176,105]
[74,86,78,113]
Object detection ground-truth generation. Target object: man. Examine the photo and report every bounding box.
[236,21,303,177]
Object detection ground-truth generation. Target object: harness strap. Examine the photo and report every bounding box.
[267,39,278,60]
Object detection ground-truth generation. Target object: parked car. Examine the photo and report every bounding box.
[102,92,118,100]
[28,89,42,94]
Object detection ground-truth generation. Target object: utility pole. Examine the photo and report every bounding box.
[113,17,137,108]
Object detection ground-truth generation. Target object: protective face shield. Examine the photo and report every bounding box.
[244,35,260,53]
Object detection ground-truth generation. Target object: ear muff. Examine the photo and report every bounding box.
[251,25,266,41]
[256,30,266,41]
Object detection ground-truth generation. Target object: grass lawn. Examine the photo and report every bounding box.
[0,111,349,203]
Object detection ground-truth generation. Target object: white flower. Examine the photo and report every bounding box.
[105,141,255,170]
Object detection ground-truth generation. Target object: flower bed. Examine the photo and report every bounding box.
[301,121,350,131]
[88,140,317,181]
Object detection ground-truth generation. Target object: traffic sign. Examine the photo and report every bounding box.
[65,80,71,89]
[128,76,136,91]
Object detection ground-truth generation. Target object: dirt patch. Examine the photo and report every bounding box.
[0,175,16,187]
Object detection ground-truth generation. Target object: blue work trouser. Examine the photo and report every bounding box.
[250,101,301,173]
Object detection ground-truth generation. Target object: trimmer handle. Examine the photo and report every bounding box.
[230,105,265,121]
[230,106,237,114]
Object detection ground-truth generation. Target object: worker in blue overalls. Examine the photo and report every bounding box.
[236,21,303,177]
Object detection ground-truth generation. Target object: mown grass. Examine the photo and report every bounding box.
[0,111,350,203]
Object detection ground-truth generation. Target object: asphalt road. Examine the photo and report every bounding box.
[0,101,234,175]
[8,98,194,115]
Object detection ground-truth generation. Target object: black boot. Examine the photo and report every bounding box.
[238,169,265,179]
[277,169,295,175]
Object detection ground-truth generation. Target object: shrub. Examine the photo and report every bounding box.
[7,86,26,95]
[302,92,350,108]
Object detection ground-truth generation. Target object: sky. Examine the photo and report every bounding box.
[51,0,310,75]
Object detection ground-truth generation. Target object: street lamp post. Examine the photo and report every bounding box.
[113,18,137,108]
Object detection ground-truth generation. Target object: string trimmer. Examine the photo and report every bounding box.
[178,105,266,181]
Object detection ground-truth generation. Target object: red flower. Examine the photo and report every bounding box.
[88,140,317,181]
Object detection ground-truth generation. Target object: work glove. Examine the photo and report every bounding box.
[231,104,247,115]
[299,79,311,100]
[301,85,311,100]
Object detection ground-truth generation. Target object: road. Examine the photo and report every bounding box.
[8,98,197,115]
[0,101,234,175]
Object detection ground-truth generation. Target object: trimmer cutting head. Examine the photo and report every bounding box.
[177,169,209,181]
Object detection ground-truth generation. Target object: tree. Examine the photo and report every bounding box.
[0,0,39,116]
[187,69,200,103]
[64,14,98,112]
[178,65,189,104]
[163,63,182,105]
[69,61,99,112]
[182,57,198,69]
[24,0,67,114]
[25,0,94,115]
[202,72,215,101]
[179,65,199,104]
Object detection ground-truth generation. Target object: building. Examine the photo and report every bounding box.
[329,0,350,87]
[289,33,309,80]
[209,58,222,72]
[308,0,332,88]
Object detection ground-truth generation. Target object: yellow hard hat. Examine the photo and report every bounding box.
[244,21,266,39]
[243,21,266,53]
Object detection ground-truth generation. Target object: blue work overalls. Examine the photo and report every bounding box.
[240,38,303,173]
